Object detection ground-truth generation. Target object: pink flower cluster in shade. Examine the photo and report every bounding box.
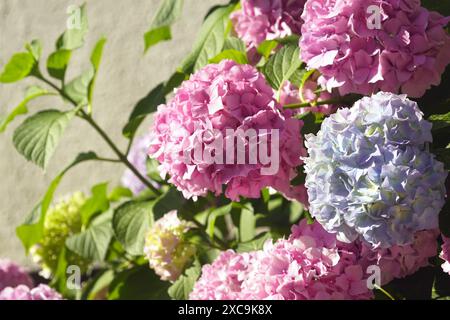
[0,259,33,291]
[300,0,450,98]
[148,60,307,203]
[0,284,62,300]
[190,220,440,300]
[440,236,450,275]
[358,229,439,285]
[279,72,339,115]
[231,0,306,49]
[190,220,373,300]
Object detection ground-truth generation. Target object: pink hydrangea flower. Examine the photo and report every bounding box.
[440,235,450,275]
[0,259,33,291]
[279,72,339,115]
[300,0,450,97]
[191,220,373,300]
[0,284,62,300]
[358,230,439,285]
[190,250,256,300]
[148,60,307,203]
[231,0,306,50]
[240,221,373,300]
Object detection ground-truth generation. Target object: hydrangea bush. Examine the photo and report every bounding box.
[0,0,449,300]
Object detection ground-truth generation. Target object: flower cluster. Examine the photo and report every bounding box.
[191,220,373,300]
[358,229,439,285]
[121,131,153,195]
[0,259,33,291]
[300,0,450,97]
[189,250,256,300]
[31,192,89,278]
[441,236,450,275]
[231,0,306,50]
[303,92,447,247]
[144,211,196,282]
[148,60,307,203]
[0,284,62,300]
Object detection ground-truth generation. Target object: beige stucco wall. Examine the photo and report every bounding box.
[0,0,225,265]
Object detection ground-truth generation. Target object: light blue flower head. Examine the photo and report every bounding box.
[303,92,447,248]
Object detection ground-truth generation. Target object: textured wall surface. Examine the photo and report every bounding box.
[0,0,225,264]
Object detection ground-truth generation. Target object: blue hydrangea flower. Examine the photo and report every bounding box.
[303,92,447,248]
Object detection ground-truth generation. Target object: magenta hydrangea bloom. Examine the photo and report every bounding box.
[191,220,373,300]
[300,0,450,97]
[121,131,153,195]
[231,0,306,49]
[0,284,62,300]
[0,259,33,291]
[358,230,439,285]
[148,60,307,202]
[190,250,256,300]
[440,235,450,275]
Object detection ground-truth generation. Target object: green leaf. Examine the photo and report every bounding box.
[422,0,450,15]
[50,247,70,296]
[207,204,232,239]
[223,37,246,52]
[0,86,53,133]
[123,72,185,139]
[0,52,35,83]
[47,49,71,81]
[108,186,133,202]
[146,158,165,183]
[429,112,450,131]
[66,210,114,261]
[16,152,99,252]
[236,232,272,253]
[90,38,107,70]
[122,83,166,138]
[239,203,255,242]
[25,39,42,61]
[168,260,201,300]
[88,38,107,106]
[82,269,114,300]
[13,109,76,168]
[209,49,248,65]
[108,265,169,300]
[296,111,325,136]
[144,0,184,52]
[180,4,235,73]
[80,182,110,225]
[113,200,154,256]
[289,68,307,88]
[58,3,88,50]
[263,43,302,90]
[153,188,185,220]
[63,68,94,106]
[433,148,450,170]
[257,40,278,59]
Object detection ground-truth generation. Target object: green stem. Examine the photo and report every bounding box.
[284,94,362,110]
[36,75,161,196]
[95,157,122,163]
[284,97,344,109]
[374,284,395,300]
